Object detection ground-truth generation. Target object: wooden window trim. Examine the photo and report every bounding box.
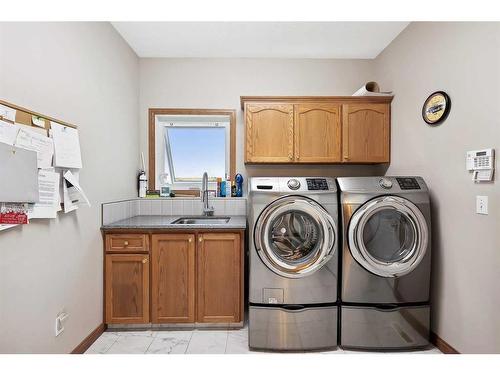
[148,108,237,191]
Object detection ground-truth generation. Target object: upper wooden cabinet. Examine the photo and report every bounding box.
[241,96,392,164]
[342,103,390,163]
[151,234,195,324]
[294,104,341,163]
[245,103,294,163]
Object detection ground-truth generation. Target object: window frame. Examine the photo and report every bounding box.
[148,108,236,193]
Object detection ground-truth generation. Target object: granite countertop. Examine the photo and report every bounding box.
[101,215,247,230]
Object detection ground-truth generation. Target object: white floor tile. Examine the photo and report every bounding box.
[86,329,442,355]
[106,335,155,354]
[85,332,120,354]
[146,331,193,354]
[186,330,228,354]
[226,329,251,354]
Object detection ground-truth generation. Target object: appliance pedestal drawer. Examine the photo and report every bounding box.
[341,305,430,350]
[249,305,338,351]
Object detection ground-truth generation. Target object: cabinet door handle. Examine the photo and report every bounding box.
[199,237,203,242]
[142,258,148,264]
[188,238,192,243]
[124,241,129,246]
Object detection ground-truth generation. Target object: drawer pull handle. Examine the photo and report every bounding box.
[124,241,129,246]
[142,258,148,264]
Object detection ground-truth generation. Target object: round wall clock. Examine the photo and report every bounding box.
[422,91,451,125]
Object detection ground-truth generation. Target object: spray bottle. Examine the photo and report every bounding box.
[138,152,147,198]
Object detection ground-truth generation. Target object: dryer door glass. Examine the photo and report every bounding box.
[348,196,428,278]
[255,196,336,278]
[362,209,415,263]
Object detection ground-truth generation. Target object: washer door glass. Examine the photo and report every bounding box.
[348,196,428,277]
[255,196,336,278]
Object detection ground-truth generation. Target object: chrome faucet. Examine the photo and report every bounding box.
[201,172,214,216]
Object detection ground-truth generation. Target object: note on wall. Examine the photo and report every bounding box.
[0,203,29,225]
[62,170,90,213]
[0,120,20,145]
[0,104,16,123]
[28,170,61,219]
[14,128,54,169]
[0,142,39,203]
[51,122,82,169]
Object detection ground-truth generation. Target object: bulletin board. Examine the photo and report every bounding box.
[0,99,77,132]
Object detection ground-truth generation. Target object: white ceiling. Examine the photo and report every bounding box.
[112,22,409,59]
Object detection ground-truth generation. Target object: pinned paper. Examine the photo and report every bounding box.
[51,122,82,169]
[0,120,20,145]
[31,115,46,128]
[14,127,54,169]
[0,104,16,123]
[28,170,61,219]
[63,170,90,213]
[0,203,29,225]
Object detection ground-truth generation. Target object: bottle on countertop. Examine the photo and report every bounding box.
[231,181,237,197]
[216,177,222,197]
[138,171,147,198]
[235,173,244,197]
[220,178,226,197]
[225,174,232,198]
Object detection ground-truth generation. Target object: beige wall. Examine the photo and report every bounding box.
[374,22,500,353]
[0,23,139,353]
[139,58,387,183]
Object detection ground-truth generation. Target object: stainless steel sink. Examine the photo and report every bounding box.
[171,216,231,225]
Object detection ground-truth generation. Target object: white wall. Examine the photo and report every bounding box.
[375,22,500,353]
[139,58,387,183]
[0,23,139,353]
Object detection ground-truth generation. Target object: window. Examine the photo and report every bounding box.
[150,110,236,191]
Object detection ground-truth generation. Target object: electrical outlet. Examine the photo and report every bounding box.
[55,311,69,337]
[476,196,488,215]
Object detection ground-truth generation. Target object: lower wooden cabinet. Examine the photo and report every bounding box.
[151,233,195,323]
[105,254,150,324]
[104,230,244,326]
[197,233,241,323]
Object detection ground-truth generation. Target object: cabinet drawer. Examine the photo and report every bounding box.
[105,234,149,253]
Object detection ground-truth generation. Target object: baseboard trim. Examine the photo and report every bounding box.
[430,331,459,354]
[71,323,106,354]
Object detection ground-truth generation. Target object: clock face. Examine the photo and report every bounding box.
[423,91,450,125]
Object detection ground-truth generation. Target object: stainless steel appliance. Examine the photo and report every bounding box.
[248,177,339,351]
[337,176,432,350]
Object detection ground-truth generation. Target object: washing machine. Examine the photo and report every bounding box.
[248,177,339,351]
[337,176,432,350]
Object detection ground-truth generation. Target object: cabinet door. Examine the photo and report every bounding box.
[245,104,294,163]
[294,104,341,162]
[151,234,195,323]
[197,233,242,323]
[342,103,390,163]
[105,254,149,324]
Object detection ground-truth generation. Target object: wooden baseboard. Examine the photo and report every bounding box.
[430,331,459,354]
[71,323,106,354]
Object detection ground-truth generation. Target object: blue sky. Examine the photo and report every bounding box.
[167,127,226,180]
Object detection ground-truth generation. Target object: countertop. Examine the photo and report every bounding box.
[101,215,247,230]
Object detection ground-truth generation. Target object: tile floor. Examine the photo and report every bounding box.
[85,326,442,354]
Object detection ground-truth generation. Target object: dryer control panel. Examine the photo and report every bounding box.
[396,177,421,190]
[306,178,329,190]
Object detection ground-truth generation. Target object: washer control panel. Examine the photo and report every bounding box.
[396,177,421,190]
[306,178,329,191]
[287,179,301,190]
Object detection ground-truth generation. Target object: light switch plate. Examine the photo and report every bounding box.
[476,196,488,215]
